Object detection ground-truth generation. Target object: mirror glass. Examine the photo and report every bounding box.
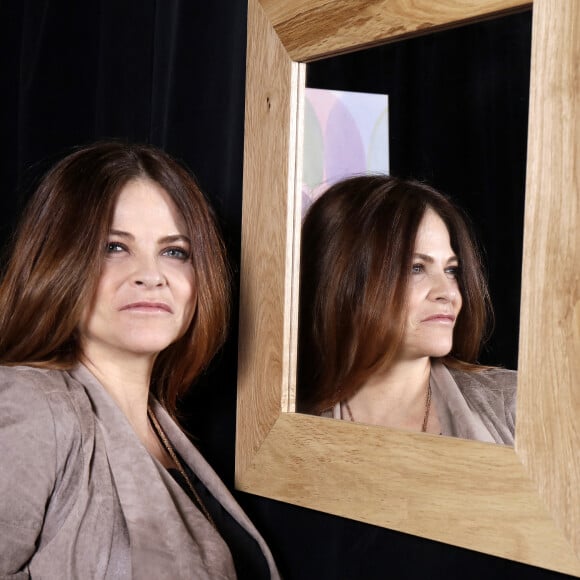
[297,10,532,439]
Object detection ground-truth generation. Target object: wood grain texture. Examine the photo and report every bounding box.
[518,0,580,559]
[236,0,299,475]
[261,0,532,61]
[237,0,580,574]
[238,413,580,576]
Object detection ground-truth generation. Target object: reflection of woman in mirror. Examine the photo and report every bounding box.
[0,142,279,578]
[298,175,515,444]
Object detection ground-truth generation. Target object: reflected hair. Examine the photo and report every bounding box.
[298,174,491,414]
[0,140,230,415]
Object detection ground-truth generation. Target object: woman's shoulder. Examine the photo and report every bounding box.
[0,364,90,402]
[444,364,517,443]
[447,365,517,393]
[0,363,73,386]
[0,364,91,444]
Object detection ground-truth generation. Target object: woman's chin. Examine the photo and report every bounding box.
[116,337,179,358]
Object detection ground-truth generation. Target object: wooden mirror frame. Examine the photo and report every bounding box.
[236,0,580,575]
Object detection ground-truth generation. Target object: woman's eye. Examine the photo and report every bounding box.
[163,247,190,260]
[446,266,460,278]
[411,263,424,274]
[106,241,126,253]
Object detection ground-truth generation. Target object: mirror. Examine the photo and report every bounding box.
[302,10,532,370]
[295,12,531,437]
[236,0,580,575]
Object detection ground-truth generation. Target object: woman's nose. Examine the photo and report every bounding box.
[132,258,166,288]
[134,273,166,287]
[432,273,458,302]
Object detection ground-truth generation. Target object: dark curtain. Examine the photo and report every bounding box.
[0,2,574,579]
[0,0,245,253]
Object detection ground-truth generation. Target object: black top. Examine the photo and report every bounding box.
[168,461,271,580]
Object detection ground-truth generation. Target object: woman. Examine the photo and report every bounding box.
[0,141,279,579]
[298,174,515,444]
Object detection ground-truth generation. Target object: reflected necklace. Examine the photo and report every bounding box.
[343,383,432,433]
[147,406,216,529]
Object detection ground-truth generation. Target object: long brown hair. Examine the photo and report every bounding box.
[298,175,491,414]
[0,140,230,415]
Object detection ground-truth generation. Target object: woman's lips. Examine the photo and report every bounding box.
[422,314,455,323]
[120,302,172,313]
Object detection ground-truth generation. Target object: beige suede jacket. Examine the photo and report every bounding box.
[0,365,280,579]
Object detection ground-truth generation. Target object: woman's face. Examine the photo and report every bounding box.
[399,208,462,362]
[79,179,196,363]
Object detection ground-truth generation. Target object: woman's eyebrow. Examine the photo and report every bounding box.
[413,252,459,263]
[109,231,191,245]
[109,229,133,239]
[159,234,191,245]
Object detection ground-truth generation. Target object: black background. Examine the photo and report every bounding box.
[0,2,575,578]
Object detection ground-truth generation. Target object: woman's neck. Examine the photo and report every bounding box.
[82,350,176,468]
[81,347,154,432]
[345,357,439,432]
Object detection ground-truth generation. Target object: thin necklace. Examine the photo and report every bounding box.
[422,383,432,432]
[147,406,216,529]
[344,383,432,433]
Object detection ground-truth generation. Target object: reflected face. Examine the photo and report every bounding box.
[80,179,196,362]
[399,208,462,361]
